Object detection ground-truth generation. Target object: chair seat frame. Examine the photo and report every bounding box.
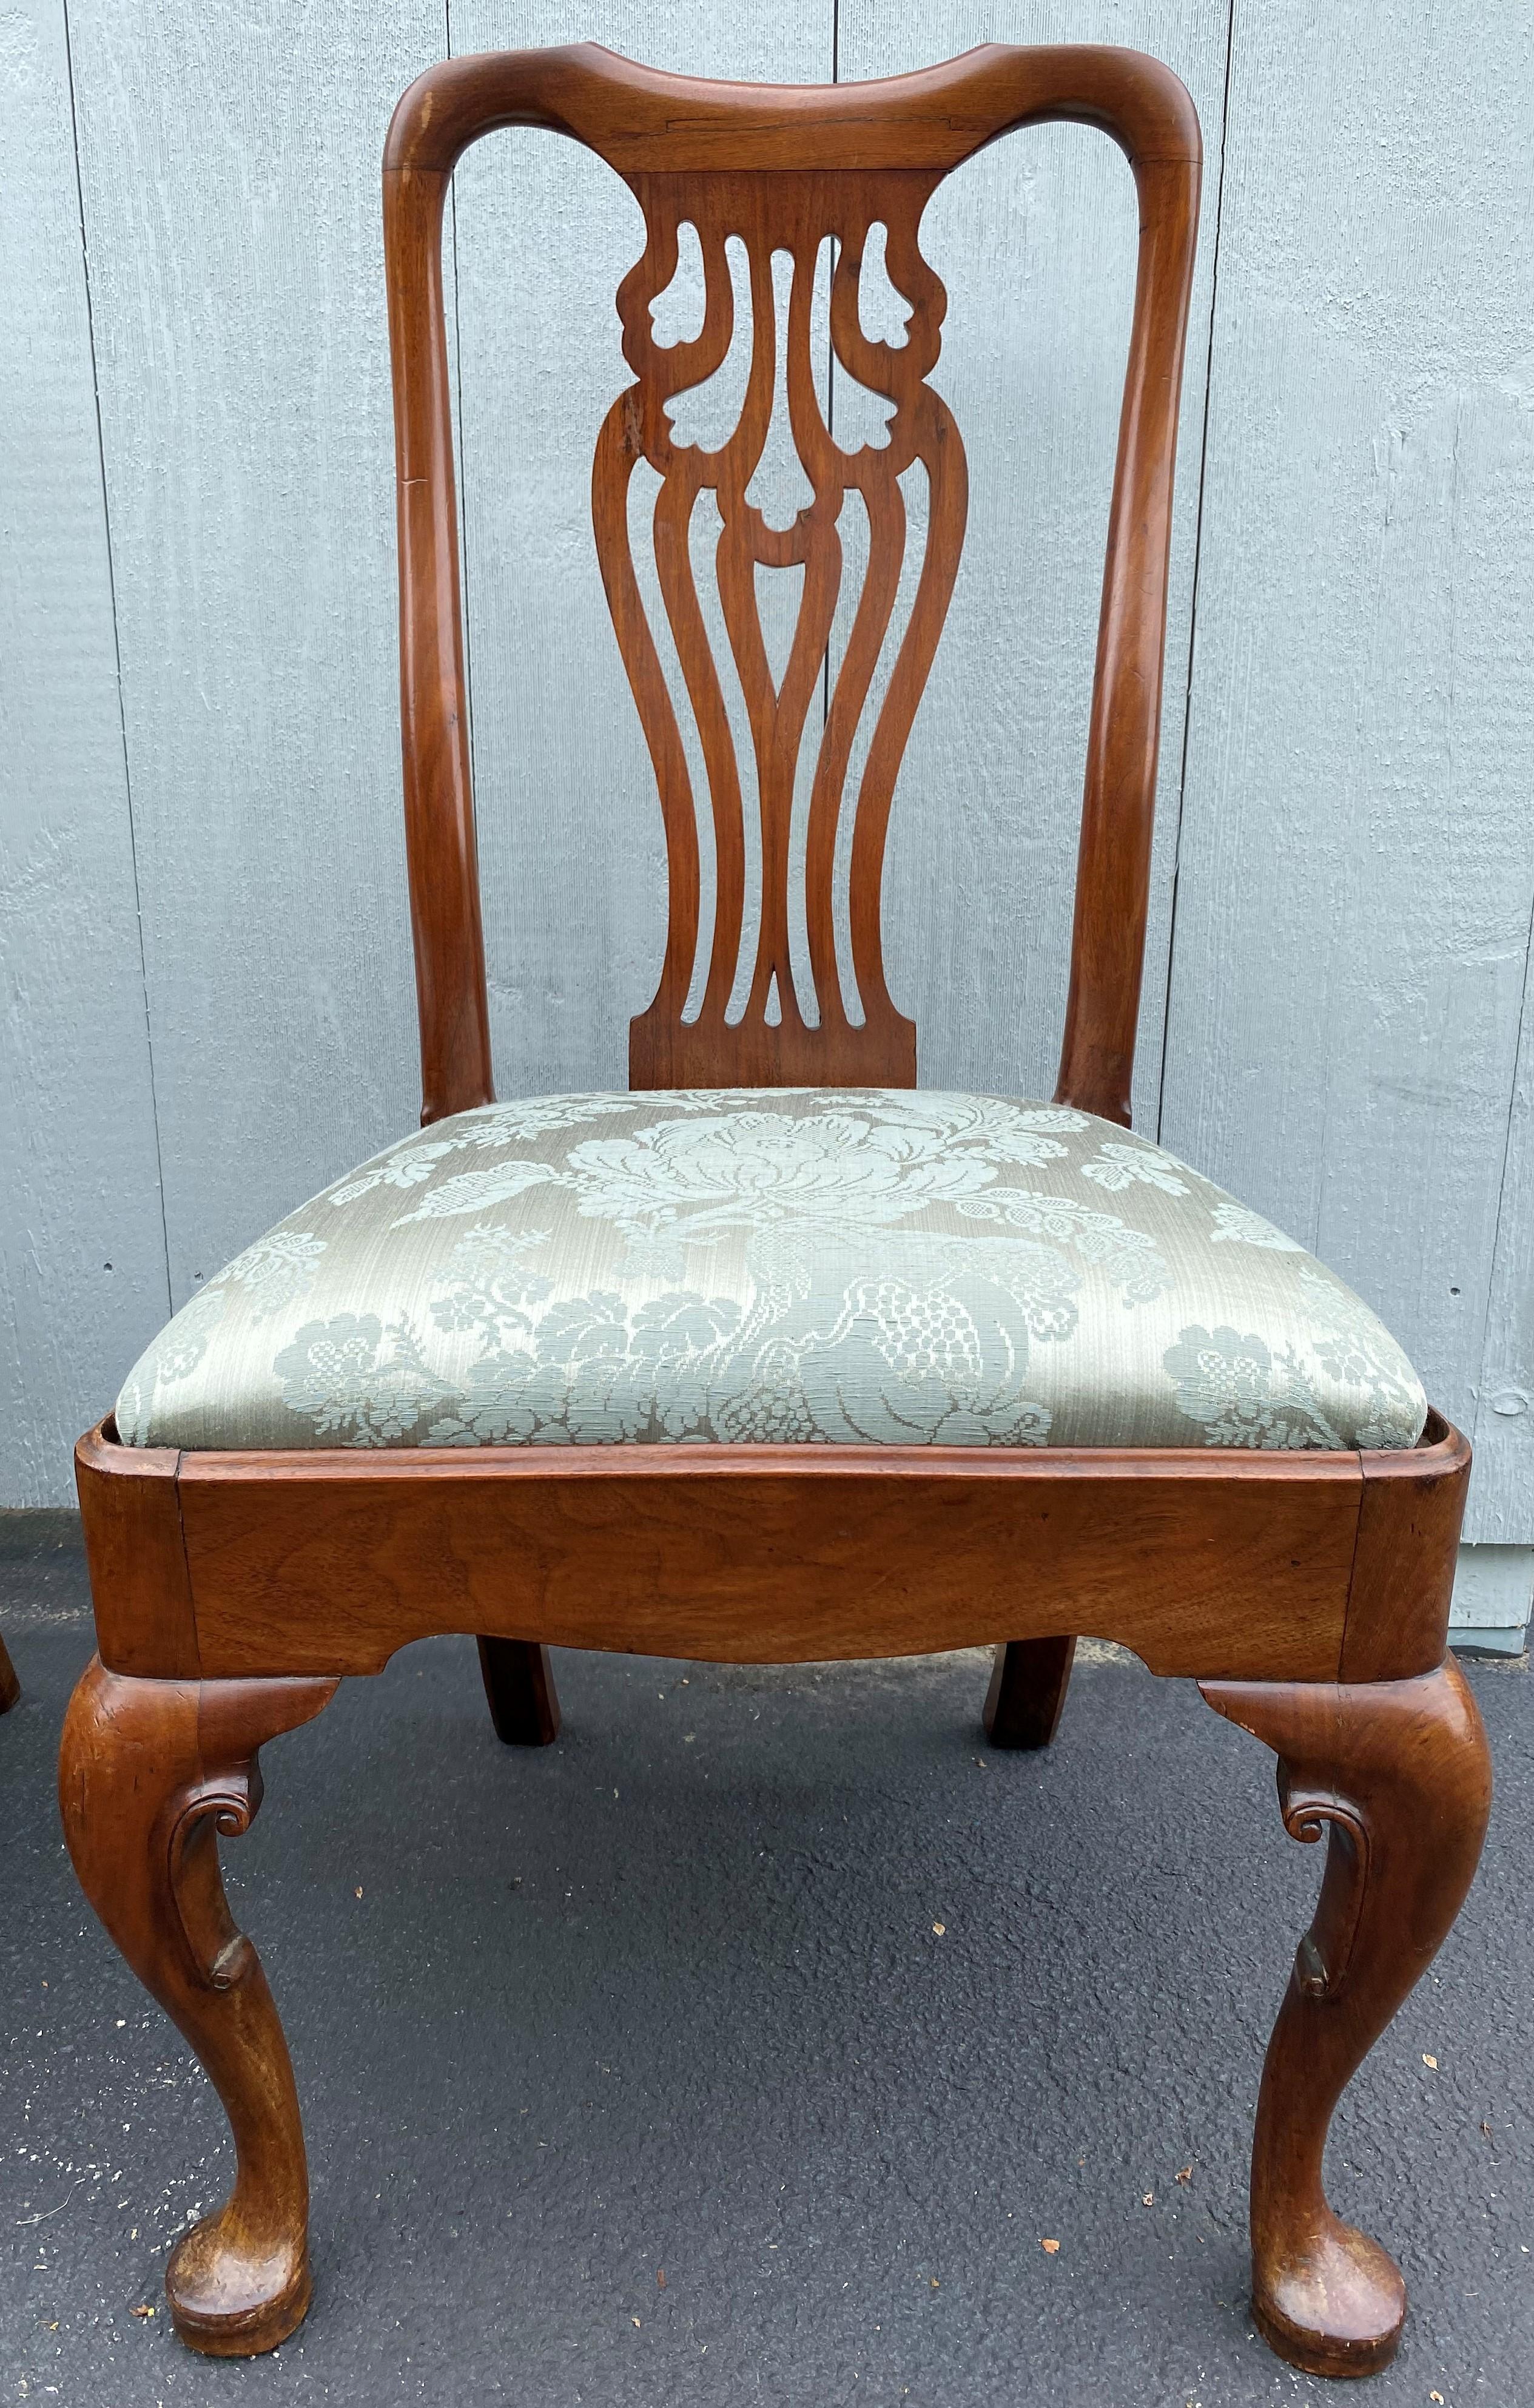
[79,1411,1465,1687]
[61,38,1490,2387]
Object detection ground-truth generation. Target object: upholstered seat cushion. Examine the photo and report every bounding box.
[116,1089,1427,1455]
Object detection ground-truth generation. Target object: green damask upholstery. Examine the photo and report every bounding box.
[116,1090,1427,1455]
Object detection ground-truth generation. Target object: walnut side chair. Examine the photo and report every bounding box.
[60,42,1490,2380]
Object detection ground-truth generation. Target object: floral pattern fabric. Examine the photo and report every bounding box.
[116,1090,1428,1455]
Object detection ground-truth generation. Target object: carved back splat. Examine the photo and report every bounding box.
[385,45,1200,1118]
[600,175,961,1085]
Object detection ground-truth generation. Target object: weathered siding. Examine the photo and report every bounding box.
[62,1,447,1310]
[0,0,167,1501]
[3,0,1531,1599]
[1160,0,1534,1551]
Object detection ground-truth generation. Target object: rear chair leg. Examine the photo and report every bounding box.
[59,1656,337,2356]
[1201,1659,1492,2376]
[983,1636,1075,1749]
[477,1637,561,1745]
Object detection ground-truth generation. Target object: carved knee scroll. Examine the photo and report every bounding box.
[59,1658,337,2356]
[1200,1660,1491,2379]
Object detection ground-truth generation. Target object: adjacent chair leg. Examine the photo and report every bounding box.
[0,1632,19,1712]
[1200,1659,1491,2378]
[477,1636,561,1745]
[59,1655,337,2356]
[983,1637,1075,1749]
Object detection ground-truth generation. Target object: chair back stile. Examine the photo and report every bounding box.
[382,44,1200,1127]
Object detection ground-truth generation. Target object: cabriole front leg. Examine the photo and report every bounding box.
[1200,1660,1491,2378]
[59,1656,337,2356]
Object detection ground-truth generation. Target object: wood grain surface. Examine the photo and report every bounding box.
[62,2,445,1290]
[76,1409,1470,1690]
[1202,1659,1492,2375]
[10,3,1532,1545]
[1159,0,1534,1539]
[59,1658,338,2351]
[0,0,169,1502]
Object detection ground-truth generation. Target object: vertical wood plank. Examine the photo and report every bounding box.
[1162,0,1534,1536]
[835,2,1229,1122]
[19,1,1527,1549]
[0,0,169,1503]
[446,3,833,1098]
[66,1,451,1312]
[1466,923,1534,1540]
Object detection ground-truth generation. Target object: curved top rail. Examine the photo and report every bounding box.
[384,41,1200,181]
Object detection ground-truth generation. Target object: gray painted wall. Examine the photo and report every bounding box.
[4,3,1532,1608]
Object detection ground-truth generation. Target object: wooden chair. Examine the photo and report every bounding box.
[60,43,1490,2380]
